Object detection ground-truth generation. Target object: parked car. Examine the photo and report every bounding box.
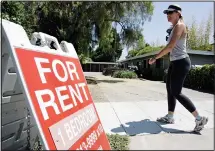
[191,65,203,69]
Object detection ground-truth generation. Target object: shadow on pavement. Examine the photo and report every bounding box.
[85,76,125,84]
[111,119,200,136]
[138,78,146,81]
[96,79,125,83]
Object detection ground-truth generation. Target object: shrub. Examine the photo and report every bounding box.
[164,64,215,92]
[102,67,120,76]
[184,64,215,92]
[112,70,137,79]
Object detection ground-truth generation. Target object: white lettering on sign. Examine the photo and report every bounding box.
[66,61,80,81]
[34,57,80,84]
[55,86,72,112]
[78,83,89,101]
[35,89,61,120]
[33,57,89,121]
[52,59,69,82]
[34,58,51,84]
[49,104,98,150]
[35,83,89,121]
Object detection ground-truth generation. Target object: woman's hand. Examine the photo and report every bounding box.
[148,58,156,65]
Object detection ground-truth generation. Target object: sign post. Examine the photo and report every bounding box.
[2,19,111,150]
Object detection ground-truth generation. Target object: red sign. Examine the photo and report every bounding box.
[14,47,111,150]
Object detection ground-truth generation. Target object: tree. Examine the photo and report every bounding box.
[91,28,123,62]
[204,12,212,47]
[134,33,145,50]
[126,31,145,58]
[127,49,139,58]
[197,19,205,47]
[2,1,154,62]
[1,1,39,36]
[187,14,213,51]
[187,16,198,49]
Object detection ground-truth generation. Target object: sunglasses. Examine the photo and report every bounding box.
[166,11,176,15]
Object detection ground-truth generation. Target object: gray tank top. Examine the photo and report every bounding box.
[167,22,189,61]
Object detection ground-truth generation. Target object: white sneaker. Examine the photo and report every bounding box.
[194,116,208,132]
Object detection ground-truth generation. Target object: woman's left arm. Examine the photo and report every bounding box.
[154,24,184,60]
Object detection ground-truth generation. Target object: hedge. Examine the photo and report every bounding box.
[184,64,215,92]
[164,64,215,92]
[112,70,137,79]
[102,67,121,76]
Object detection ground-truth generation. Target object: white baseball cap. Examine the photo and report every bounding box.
[163,4,182,14]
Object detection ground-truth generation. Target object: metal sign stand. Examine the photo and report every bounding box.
[2,19,111,150]
[1,22,39,150]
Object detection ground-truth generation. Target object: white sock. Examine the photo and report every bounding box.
[167,114,173,118]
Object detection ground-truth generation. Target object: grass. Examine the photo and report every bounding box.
[34,134,130,150]
[107,134,130,150]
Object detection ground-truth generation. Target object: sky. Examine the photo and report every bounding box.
[119,2,214,60]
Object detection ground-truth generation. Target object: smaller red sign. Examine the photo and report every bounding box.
[14,47,111,150]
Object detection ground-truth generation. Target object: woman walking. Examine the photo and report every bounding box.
[148,4,208,133]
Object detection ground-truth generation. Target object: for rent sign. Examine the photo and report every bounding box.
[13,47,111,150]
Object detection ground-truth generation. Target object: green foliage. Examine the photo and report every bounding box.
[136,45,164,56]
[107,134,130,150]
[191,44,213,51]
[91,28,123,62]
[127,33,146,57]
[184,64,215,92]
[164,64,214,92]
[128,45,165,57]
[187,13,213,51]
[1,1,154,62]
[112,70,137,79]
[1,1,39,36]
[128,49,139,57]
[135,34,145,50]
[102,67,120,76]
[78,53,92,64]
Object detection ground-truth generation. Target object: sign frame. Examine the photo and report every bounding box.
[2,19,111,150]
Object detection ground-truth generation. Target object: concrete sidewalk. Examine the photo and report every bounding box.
[85,73,214,150]
[129,128,214,150]
[94,101,214,150]
[95,101,214,135]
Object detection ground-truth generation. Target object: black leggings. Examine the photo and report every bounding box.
[166,57,196,113]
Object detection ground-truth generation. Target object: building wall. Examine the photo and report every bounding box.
[81,62,117,72]
[121,55,167,70]
[189,54,214,65]
[163,55,170,69]
[121,53,214,70]
[158,54,214,69]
